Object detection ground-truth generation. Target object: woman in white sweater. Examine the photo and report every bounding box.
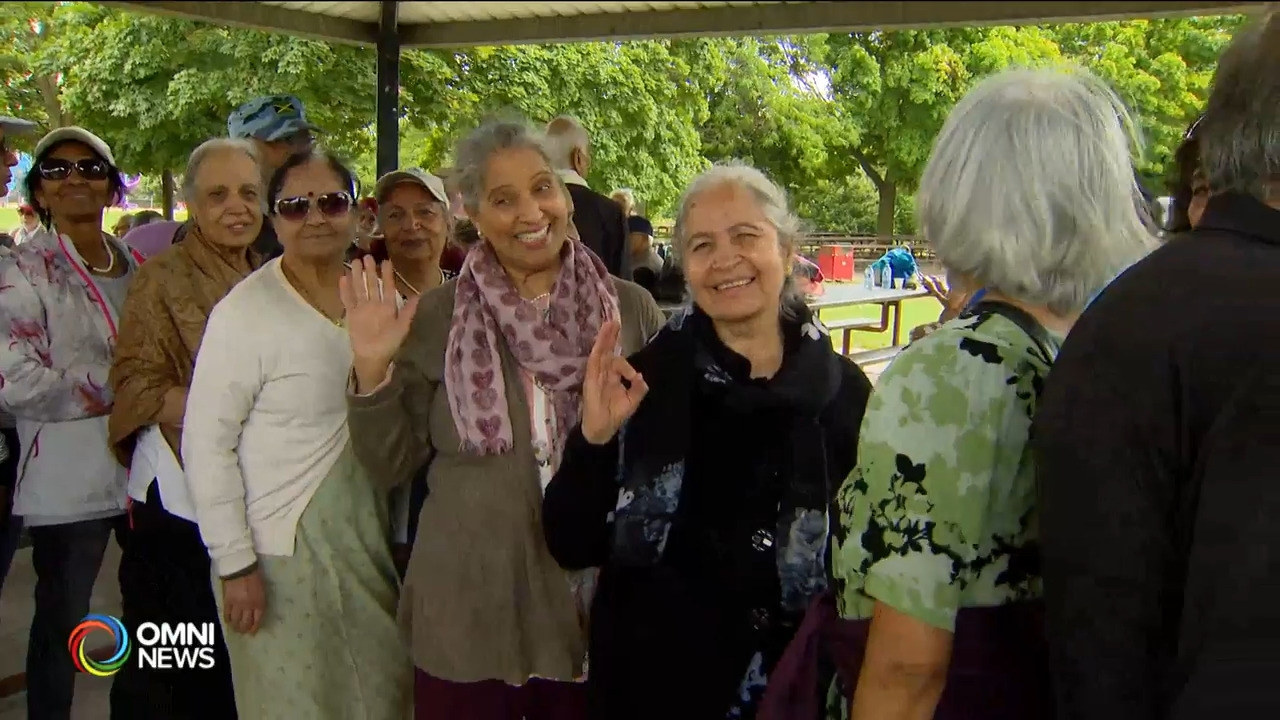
[183,149,411,719]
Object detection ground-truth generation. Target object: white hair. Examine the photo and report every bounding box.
[918,66,1158,316]
[182,138,262,206]
[1198,12,1280,201]
[544,115,589,171]
[611,187,636,210]
[672,160,806,315]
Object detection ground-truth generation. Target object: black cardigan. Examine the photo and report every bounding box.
[543,331,871,719]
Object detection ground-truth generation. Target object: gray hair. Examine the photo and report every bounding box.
[453,117,565,218]
[181,138,262,206]
[544,115,589,171]
[611,187,636,210]
[672,160,806,314]
[918,66,1158,316]
[1198,12,1280,201]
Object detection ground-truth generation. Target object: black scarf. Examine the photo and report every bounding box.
[611,301,844,614]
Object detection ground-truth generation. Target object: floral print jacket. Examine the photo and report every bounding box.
[0,225,144,519]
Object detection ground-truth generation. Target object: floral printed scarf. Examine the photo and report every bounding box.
[445,237,620,456]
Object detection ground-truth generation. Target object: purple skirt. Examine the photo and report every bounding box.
[760,594,1053,720]
[414,668,588,720]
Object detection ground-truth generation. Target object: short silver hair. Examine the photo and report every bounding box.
[182,138,262,206]
[611,187,636,209]
[1198,12,1280,201]
[453,118,554,216]
[918,66,1158,316]
[544,115,589,171]
[672,160,805,314]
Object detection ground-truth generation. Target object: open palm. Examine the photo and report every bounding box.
[340,256,419,369]
[580,320,648,445]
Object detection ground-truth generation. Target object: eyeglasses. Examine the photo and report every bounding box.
[1184,114,1205,141]
[38,158,112,181]
[273,191,353,221]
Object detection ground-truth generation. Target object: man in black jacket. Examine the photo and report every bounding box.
[545,116,630,279]
[1035,12,1280,719]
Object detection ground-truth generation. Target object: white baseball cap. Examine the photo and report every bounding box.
[373,167,448,207]
[33,126,116,166]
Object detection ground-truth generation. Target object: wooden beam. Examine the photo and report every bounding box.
[102,1,379,46]
[401,1,1260,48]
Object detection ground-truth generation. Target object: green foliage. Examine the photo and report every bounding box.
[0,3,1248,234]
[399,41,709,216]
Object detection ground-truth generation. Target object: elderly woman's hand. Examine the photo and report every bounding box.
[921,275,972,324]
[340,256,420,393]
[581,320,648,445]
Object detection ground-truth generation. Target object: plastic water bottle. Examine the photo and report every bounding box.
[863,266,874,289]
[881,263,893,289]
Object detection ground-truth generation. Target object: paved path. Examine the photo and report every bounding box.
[0,541,121,719]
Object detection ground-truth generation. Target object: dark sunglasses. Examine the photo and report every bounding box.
[38,158,112,181]
[274,191,353,221]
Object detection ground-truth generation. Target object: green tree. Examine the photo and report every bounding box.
[825,26,1063,236]
[52,7,377,180]
[0,1,82,139]
[1045,17,1245,190]
[399,41,710,217]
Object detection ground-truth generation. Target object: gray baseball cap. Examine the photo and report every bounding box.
[0,117,37,135]
[373,167,449,206]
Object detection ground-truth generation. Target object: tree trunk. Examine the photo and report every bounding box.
[33,74,72,128]
[876,180,897,238]
[161,170,175,220]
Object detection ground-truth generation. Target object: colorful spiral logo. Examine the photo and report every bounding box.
[68,614,131,676]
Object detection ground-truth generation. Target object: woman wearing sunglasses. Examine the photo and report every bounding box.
[0,126,144,718]
[344,117,665,719]
[182,149,412,718]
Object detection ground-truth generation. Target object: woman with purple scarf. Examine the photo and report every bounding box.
[344,117,665,719]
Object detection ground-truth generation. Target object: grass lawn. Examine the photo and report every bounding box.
[0,205,185,235]
[815,292,942,351]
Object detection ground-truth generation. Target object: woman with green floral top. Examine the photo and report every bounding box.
[828,66,1157,720]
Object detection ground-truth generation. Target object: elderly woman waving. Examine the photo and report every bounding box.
[828,67,1157,720]
[107,138,262,718]
[183,149,411,719]
[345,117,665,719]
[542,162,873,719]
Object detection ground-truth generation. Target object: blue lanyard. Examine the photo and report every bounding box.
[965,288,989,310]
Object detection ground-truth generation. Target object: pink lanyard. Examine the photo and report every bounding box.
[55,234,147,527]
[56,233,146,340]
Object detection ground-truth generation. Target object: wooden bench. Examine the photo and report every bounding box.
[850,345,906,367]
[823,317,880,356]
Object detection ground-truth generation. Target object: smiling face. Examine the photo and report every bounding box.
[380,182,447,266]
[34,141,113,226]
[271,158,354,263]
[190,147,263,250]
[681,182,789,324]
[470,146,569,276]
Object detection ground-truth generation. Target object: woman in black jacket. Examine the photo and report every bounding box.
[543,161,872,719]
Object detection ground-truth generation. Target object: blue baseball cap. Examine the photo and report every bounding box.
[227,95,322,142]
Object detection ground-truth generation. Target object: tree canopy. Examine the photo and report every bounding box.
[0,3,1246,231]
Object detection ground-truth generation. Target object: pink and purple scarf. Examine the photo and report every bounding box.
[445,237,620,456]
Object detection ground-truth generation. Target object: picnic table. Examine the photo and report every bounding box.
[657,282,930,366]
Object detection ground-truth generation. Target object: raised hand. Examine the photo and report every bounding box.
[921,274,972,323]
[339,256,420,393]
[580,320,648,445]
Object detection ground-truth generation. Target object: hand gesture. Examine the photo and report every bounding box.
[340,256,420,391]
[580,320,648,445]
[221,566,267,635]
[920,275,972,323]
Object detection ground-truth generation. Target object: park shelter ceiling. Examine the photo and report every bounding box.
[104,1,1263,49]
